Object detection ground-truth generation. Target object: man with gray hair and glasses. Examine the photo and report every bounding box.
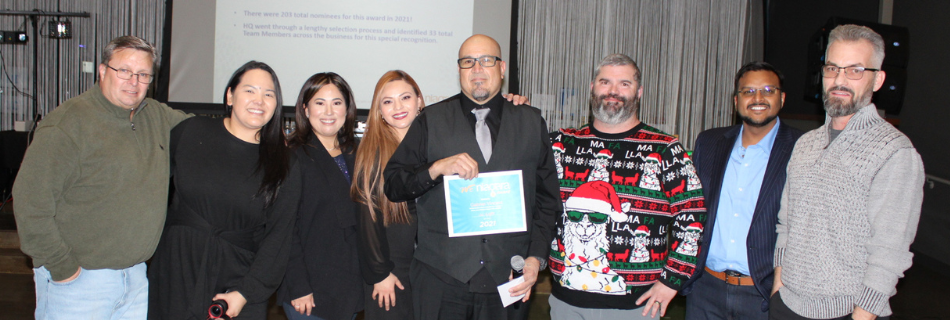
[770,24,924,320]
[13,35,189,319]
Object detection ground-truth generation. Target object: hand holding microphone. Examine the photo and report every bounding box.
[510,255,525,279]
[510,255,526,309]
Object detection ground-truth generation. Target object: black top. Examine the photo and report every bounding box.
[277,133,364,320]
[459,93,503,145]
[356,201,417,285]
[383,93,511,201]
[149,116,301,319]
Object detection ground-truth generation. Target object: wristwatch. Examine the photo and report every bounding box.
[531,256,548,271]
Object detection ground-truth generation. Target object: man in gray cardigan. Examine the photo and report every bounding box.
[770,25,924,320]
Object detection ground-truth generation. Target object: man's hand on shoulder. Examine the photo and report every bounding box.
[429,153,479,180]
[504,93,530,106]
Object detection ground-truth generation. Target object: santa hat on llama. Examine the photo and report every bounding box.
[565,181,630,221]
[633,225,650,237]
[595,149,613,159]
[645,153,661,163]
[552,142,566,153]
[685,222,703,233]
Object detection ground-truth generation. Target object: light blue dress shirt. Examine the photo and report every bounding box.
[705,120,780,275]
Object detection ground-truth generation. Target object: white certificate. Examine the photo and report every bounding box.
[443,170,527,237]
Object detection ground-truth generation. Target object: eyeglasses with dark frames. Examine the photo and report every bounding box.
[821,64,880,80]
[106,65,154,84]
[457,56,502,69]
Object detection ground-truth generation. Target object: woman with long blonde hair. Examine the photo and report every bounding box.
[352,70,530,319]
[352,70,423,320]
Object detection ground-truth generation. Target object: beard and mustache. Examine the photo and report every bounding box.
[823,81,875,117]
[591,92,639,125]
[471,84,491,102]
[738,101,779,128]
[468,72,493,102]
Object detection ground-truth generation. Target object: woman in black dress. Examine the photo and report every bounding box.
[278,72,363,320]
[351,70,424,320]
[148,61,301,319]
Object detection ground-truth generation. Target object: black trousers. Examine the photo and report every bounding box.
[769,292,889,320]
[410,259,530,320]
[685,270,768,320]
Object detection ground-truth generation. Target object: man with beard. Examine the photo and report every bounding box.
[682,61,803,320]
[547,53,706,320]
[385,34,559,320]
[770,25,924,320]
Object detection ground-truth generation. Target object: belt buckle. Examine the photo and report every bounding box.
[724,270,745,278]
[723,270,746,285]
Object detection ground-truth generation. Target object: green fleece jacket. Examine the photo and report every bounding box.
[12,84,189,281]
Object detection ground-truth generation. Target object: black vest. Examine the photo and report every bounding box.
[414,95,546,285]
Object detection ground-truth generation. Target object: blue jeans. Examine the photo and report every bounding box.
[34,262,148,320]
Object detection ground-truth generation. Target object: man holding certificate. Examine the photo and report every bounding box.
[384,34,560,320]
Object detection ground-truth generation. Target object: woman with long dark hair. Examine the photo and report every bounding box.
[148,61,301,319]
[277,72,363,320]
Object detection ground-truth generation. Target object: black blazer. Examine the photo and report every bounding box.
[681,121,802,311]
[278,136,363,320]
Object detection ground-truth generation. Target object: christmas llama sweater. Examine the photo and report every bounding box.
[548,123,706,309]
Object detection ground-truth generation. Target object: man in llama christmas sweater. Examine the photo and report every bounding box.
[548,53,706,320]
[771,25,924,320]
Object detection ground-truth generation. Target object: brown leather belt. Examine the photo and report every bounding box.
[705,267,755,286]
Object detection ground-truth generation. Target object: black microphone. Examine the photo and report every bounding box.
[510,255,525,310]
[208,300,231,320]
[511,255,525,278]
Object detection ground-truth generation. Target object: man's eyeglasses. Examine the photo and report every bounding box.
[106,65,154,84]
[457,56,502,69]
[736,86,781,97]
[566,210,609,224]
[821,65,879,80]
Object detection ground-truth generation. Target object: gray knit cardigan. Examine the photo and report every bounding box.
[774,104,924,318]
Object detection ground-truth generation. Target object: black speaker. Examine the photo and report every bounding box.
[803,17,909,115]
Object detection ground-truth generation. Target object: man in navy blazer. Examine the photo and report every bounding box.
[682,61,803,320]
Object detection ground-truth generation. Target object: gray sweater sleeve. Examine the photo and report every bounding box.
[857,147,924,316]
[773,177,790,267]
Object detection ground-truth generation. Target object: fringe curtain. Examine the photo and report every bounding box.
[517,0,751,149]
[0,0,165,131]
